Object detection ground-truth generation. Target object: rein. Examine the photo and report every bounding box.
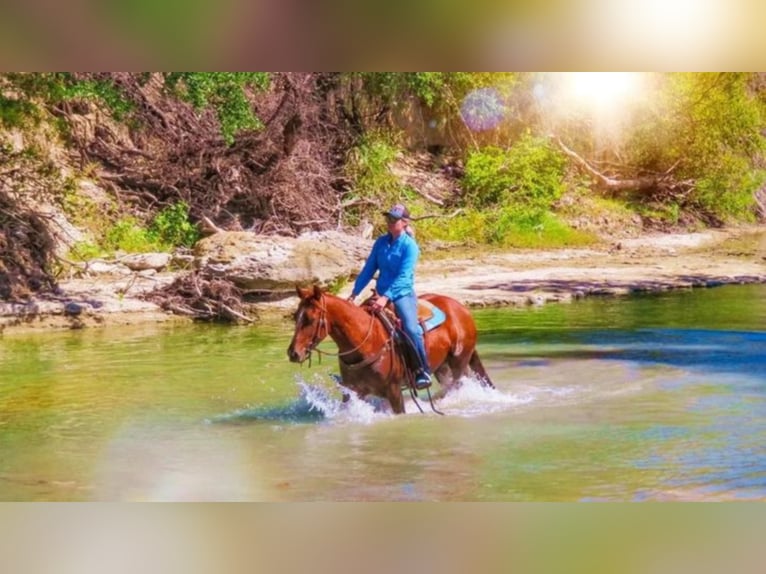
[303,295,389,369]
[297,294,443,416]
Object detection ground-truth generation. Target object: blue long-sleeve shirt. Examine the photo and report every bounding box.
[351,232,420,301]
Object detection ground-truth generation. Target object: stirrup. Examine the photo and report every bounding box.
[415,372,432,390]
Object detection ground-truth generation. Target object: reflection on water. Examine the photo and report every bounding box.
[0,285,764,501]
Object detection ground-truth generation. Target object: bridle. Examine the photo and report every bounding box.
[295,293,443,415]
[297,294,388,368]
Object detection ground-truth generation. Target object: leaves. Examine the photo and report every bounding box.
[163,72,269,144]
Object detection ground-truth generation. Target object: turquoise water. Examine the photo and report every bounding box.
[1,285,764,501]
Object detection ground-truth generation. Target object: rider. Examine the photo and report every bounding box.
[347,203,432,389]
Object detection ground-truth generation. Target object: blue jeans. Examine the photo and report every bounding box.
[393,294,430,375]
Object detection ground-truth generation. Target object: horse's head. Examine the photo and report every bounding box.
[287,285,327,363]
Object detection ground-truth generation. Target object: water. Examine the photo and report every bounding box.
[1,285,764,501]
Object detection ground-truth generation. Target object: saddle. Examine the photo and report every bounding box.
[360,294,447,388]
[361,294,446,335]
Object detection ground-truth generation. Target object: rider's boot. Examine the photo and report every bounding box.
[415,369,432,390]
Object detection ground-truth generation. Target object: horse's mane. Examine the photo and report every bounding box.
[321,291,376,321]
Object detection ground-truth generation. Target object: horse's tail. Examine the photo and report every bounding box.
[469,350,495,389]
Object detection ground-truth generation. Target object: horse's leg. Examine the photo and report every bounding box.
[434,363,456,390]
[469,350,495,388]
[388,385,406,414]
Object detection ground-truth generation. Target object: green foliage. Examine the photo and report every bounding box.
[354,73,518,108]
[463,135,567,210]
[674,74,766,220]
[0,96,39,128]
[356,73,447,107]
[164,72,270,144]
[103,218,159,253]
[625,73,766,221]
[695,161,765,222]
[65,203,198,260]
[417,208,595,248]
[344,132,405,226]
[67,241,104,262]
[2,72,269,143]
[87,203,198,256]
[2,73,133,119]
[61,78,134,119]
[148,202,199,248]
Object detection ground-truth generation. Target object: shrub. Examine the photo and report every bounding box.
[344,133,405,226]
[463,135,567,211]
[163,73,270,144]
[104,218,158,253]
[148,202,199,248]
[417,207,595,248]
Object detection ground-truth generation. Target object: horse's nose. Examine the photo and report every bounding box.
[287,346,301,363]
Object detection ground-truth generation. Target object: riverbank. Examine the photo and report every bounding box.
[1,226,764,335]
[417,227,766,307]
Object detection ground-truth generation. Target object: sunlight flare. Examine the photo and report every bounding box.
[561,72,645,110]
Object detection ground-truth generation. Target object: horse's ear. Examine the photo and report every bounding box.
[312,284,323,300]
[296,285,312,300]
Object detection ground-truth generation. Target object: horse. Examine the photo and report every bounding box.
[287,285,494,414]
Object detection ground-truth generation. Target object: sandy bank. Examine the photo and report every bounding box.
[2,227,764,335]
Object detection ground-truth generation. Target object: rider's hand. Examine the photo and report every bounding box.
[346,294,356,303]
[371,295,388,311]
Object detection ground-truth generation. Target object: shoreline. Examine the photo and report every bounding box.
[416,228,766,308]
[2,227,764,336]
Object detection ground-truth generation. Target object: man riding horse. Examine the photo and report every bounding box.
[346,203,433,390]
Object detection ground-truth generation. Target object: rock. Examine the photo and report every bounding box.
[64,301,84,316]
[120,253,172,271]
[171,253,195,269]
[86,261,132,276]
[194,231,372,292]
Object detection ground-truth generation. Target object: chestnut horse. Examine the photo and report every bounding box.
[287,285,494,414]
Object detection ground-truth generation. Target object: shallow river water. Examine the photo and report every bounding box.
[1,285,764,501]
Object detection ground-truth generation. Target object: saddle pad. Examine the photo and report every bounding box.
[417,299,446,333]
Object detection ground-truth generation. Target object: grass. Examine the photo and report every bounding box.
[416,209,599,250]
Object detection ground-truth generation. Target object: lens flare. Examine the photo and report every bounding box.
[460,87,507,132]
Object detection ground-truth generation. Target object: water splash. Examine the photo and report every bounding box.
[208,374,388,426]
[299,374,390,425]
[436,375,534,416]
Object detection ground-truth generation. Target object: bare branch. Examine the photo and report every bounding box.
[554,136,659,192]
[412,208,464,221]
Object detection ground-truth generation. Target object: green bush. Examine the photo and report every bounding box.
[0,97,39,128]
[67,241,103,262]
[693,156,764,222]
[344,133,405,226]
[104,218,159,253]
[100,202,198,254]
[66,203,198,260]
[164,73,270,144]
[417,207,595,248]
[148,202,199,248]
[463,135,567,210]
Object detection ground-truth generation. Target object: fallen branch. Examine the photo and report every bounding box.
[412,208,464,221]
[554,136,660,192]
[143,271,256,324]
[409,186,445,206]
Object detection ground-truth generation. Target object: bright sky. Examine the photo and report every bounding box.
[537,72,653,146]
[562,72,644,109]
